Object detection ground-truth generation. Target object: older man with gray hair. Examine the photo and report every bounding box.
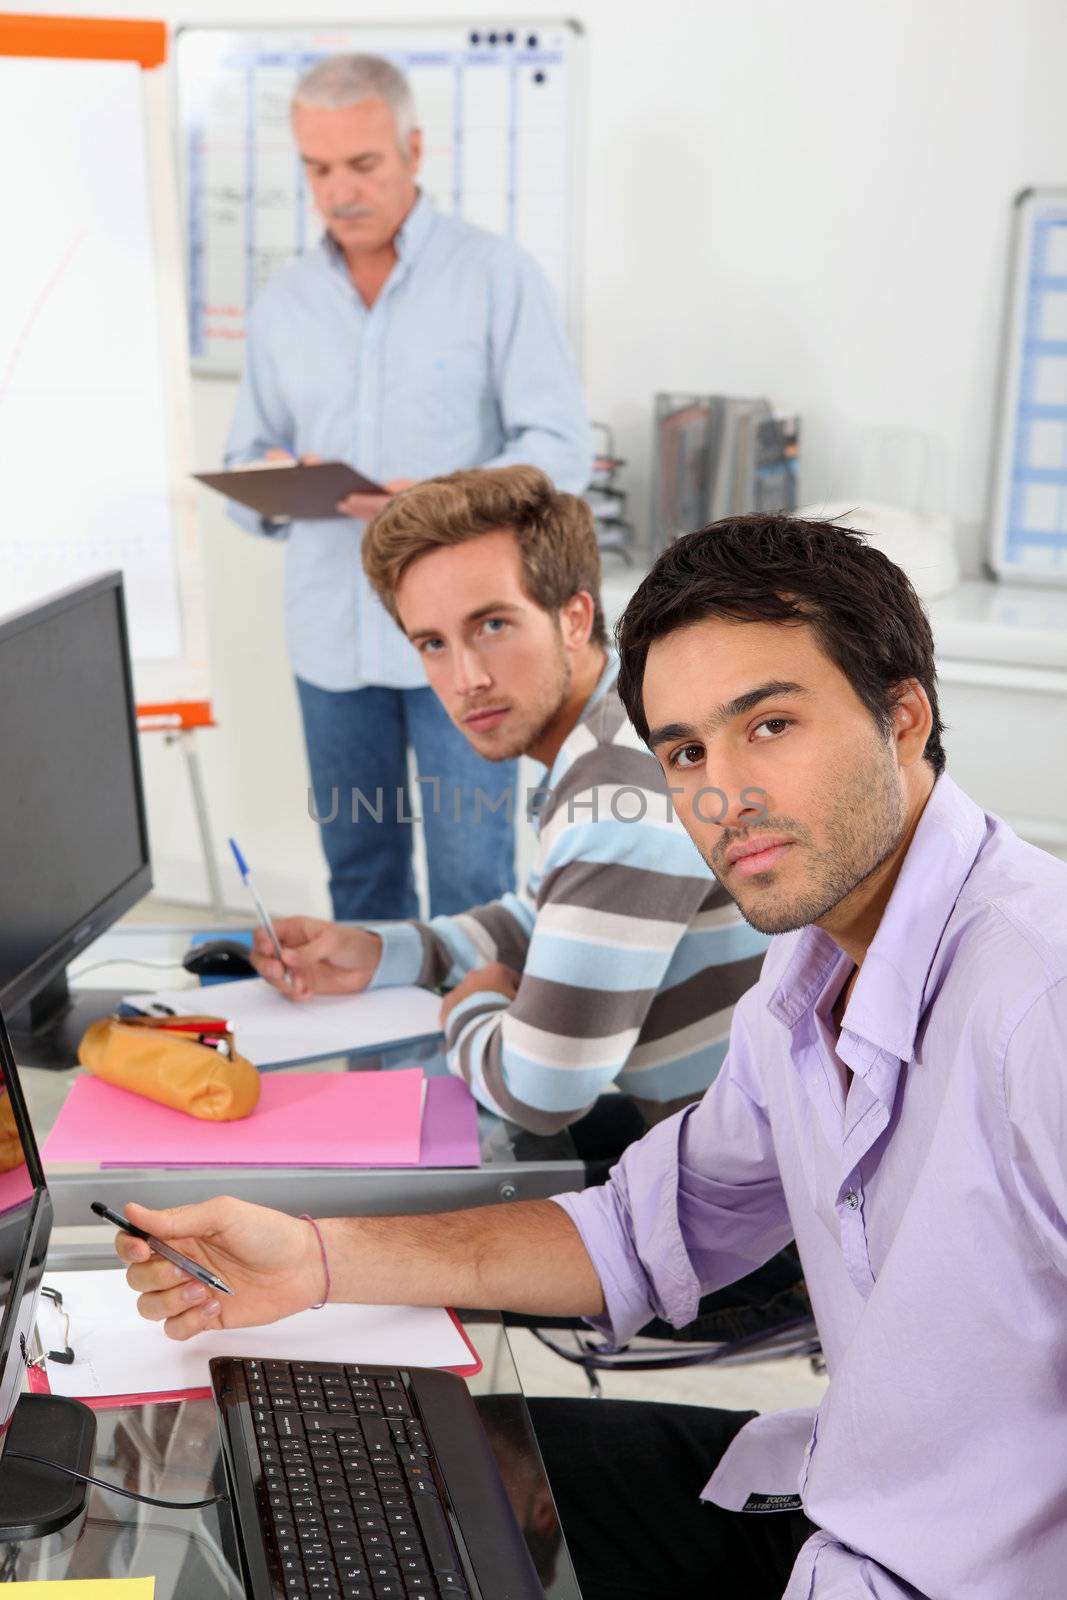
[225,54,592,922]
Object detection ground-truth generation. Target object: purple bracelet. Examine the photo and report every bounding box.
[300,1214,331,1309]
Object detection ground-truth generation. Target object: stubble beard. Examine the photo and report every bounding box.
[707,744,908,936]
[462,645,573,763]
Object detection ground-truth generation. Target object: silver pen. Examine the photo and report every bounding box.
[91,1201,234,1296]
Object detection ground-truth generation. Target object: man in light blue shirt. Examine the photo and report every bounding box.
[225,53,592,921]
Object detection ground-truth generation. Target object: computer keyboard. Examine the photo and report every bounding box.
[211,1356,544,1600]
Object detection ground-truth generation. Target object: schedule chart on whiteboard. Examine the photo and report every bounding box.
[999,199,1067,577]
[177,22,581,374]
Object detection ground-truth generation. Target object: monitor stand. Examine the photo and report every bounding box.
[0,1392,96,1539]
[8,973,133,1071]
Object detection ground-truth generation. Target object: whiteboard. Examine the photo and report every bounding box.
[989,188,1067,584]
[176,19,584,375]
[0,56,208,697]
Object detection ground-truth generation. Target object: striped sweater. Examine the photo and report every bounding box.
[369,659,768,1133]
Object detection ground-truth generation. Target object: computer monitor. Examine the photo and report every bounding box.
[0,1002,96,1537]
[0,573,152,1067]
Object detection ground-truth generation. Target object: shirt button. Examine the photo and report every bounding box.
[844,1191,860,1210]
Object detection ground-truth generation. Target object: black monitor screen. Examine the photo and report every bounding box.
[0,574,151,1015]
[0,1011,50,1453]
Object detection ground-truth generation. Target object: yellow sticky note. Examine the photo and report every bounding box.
[5,1582,154,1600]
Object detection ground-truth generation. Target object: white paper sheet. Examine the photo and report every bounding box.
[40,1269,474,1399]
[123,979,443,1067]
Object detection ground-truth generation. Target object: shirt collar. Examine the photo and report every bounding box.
[768,775,988,1061]
[393,189,436,266]
[541,653,620,794]
[319,189,436,280]
[584,650,620,711]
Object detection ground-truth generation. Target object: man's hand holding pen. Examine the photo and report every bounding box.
[115,1198,326,1340]
[251,917,383,1001]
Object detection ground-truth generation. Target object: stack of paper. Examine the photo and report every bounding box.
[122,978,444,1069]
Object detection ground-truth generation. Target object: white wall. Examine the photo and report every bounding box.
[51,0,1067,912]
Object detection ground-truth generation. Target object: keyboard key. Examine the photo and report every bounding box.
[334,1555,367,1576]
[294,1512,327,1531]
[411,1496,459,1576]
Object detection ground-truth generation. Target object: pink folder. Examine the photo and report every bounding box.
[418,1076,481,1167]
[43,1070,426,1168]
[42,1071,482,1170]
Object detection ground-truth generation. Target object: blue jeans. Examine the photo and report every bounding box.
[296,679,517,921]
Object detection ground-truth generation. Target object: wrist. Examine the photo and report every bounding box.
[299,1214,332,1308]
[337,925,382,973]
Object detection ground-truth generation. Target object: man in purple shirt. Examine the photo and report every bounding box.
[116,514,1067,1599]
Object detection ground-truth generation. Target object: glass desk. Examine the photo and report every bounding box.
[16,924,586,1256]
[5,1306,581,1598]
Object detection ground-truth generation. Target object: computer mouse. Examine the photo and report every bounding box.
[182,938,258,980]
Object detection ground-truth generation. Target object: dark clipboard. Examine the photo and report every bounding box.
[194,460,386,520]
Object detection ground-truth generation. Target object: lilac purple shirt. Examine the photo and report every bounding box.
[552,775,1067,1598]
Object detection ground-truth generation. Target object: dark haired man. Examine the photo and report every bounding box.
[116,515,1067,1599]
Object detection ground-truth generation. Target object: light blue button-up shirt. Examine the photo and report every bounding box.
[224,193,592,692]
[553,775,1067,1597]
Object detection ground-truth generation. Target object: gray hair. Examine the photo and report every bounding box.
[292,54,417,143]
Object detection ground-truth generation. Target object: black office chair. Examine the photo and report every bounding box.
[508,1096,821,1398]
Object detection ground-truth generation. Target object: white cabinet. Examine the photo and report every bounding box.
[928,582,1067,859]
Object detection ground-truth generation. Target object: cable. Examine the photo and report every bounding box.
[67,957,189,981]
[2,1450,228,1511]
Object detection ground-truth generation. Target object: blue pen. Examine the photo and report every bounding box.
[228,836,293,986]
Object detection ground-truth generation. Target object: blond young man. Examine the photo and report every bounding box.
[251,466,767,1134]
